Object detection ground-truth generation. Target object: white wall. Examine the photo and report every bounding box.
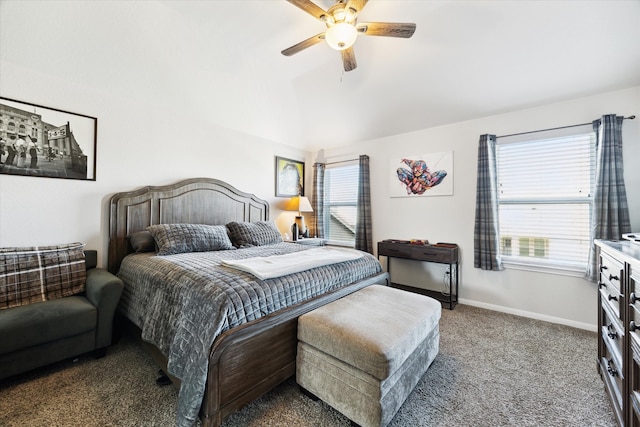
[320,86,640,330]
[1,1,638,330]
[0,1,308,262]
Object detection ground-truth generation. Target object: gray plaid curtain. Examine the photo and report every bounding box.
[473,134,503,271]
[586,114,631,281]
[312,163,325,238]
[355,155,373,253]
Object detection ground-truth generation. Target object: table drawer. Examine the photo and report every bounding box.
[411,246,457,263]
[377,242,413,259]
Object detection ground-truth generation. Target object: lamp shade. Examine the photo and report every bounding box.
[285,196,313,214]
[325,22,358,51]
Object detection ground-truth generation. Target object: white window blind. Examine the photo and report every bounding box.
[496,131,596,273]
[323,162,359,245]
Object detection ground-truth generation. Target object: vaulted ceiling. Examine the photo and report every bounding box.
[158,1,639,151]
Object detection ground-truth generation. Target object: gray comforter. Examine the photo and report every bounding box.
[117,243,383,427]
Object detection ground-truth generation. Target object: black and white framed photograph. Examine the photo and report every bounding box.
[0,97,97,181]
[275,156,304,197]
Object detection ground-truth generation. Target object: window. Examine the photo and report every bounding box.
[322,162,359,246]
[496,130,596,274]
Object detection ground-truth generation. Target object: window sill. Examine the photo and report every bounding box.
[502,259,587,278]
[324,240,355,248]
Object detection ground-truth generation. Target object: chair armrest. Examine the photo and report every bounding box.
[85,268,123,349]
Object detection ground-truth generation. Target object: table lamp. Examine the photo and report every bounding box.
[285,196,313,238]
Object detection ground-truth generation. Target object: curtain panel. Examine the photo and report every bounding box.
[312,163,325,239]
[473,134,503,271]
[355,155,373,253]
[586,114,631,281]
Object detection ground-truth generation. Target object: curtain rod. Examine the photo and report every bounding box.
[316,158,359,166]
[496,115,635,139]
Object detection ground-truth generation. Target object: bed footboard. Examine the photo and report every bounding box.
[201,272,389,427]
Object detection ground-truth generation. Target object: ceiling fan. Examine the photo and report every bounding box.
[281,0,416,72]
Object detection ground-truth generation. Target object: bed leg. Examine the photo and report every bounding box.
[156,369,172,386]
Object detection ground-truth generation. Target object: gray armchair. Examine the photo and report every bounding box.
[0,250,123,380]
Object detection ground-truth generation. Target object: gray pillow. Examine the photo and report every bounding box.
[226,221,283,248]
[128,230,156,253]
[147,224,234,256]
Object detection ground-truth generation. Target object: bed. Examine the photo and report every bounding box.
[107,178,389,427]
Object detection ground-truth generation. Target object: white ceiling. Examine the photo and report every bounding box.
[160,0,640,151]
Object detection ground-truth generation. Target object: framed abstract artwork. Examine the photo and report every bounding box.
[275,156,304,197]
[389,151,453,197]
[0,97,97,181]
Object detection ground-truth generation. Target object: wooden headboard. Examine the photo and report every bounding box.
[108,178,269,274]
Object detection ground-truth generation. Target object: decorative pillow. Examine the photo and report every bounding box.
[147,223,234,256]
[0,243,87,310]
[226,221,283,248]
[128,230,156,253]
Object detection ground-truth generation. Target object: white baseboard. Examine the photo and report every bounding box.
[458,298,596,332]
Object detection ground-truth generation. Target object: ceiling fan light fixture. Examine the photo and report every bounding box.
[325,22,357,50]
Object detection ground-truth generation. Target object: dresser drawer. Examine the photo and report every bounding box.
[600,252,624,293]
[601,336,624,410]
[631,304,640,344]
[632,391,640,426]
[600,286,623,321]
[599,251,624,320]
[601,301,624,366]
[631,336,640,425]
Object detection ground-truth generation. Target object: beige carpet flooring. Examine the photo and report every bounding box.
[0,304,617,426]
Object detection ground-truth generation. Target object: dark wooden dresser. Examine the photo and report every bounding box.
[377,241,459,309]
[595,239,640,426]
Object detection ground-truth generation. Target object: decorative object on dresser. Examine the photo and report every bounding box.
[595,239,640,426]
[624,233,640,245]
[377,240,459,309]
[285,195,314,238]
[108,177,389,427]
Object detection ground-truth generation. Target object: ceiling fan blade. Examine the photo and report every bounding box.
[281,32,325,56]
[341,47,357,72]
[286,0,329,21]
[357,22,416,38]
[345,0,368,18]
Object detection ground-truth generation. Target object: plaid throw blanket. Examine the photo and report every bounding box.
[0,243,86,310]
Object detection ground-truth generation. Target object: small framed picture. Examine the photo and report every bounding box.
[0,97,97,181]
[275,156,304,197]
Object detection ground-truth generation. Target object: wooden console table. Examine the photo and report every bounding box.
[377,241,459,309]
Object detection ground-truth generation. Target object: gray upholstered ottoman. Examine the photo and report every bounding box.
[296,284,441,427]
